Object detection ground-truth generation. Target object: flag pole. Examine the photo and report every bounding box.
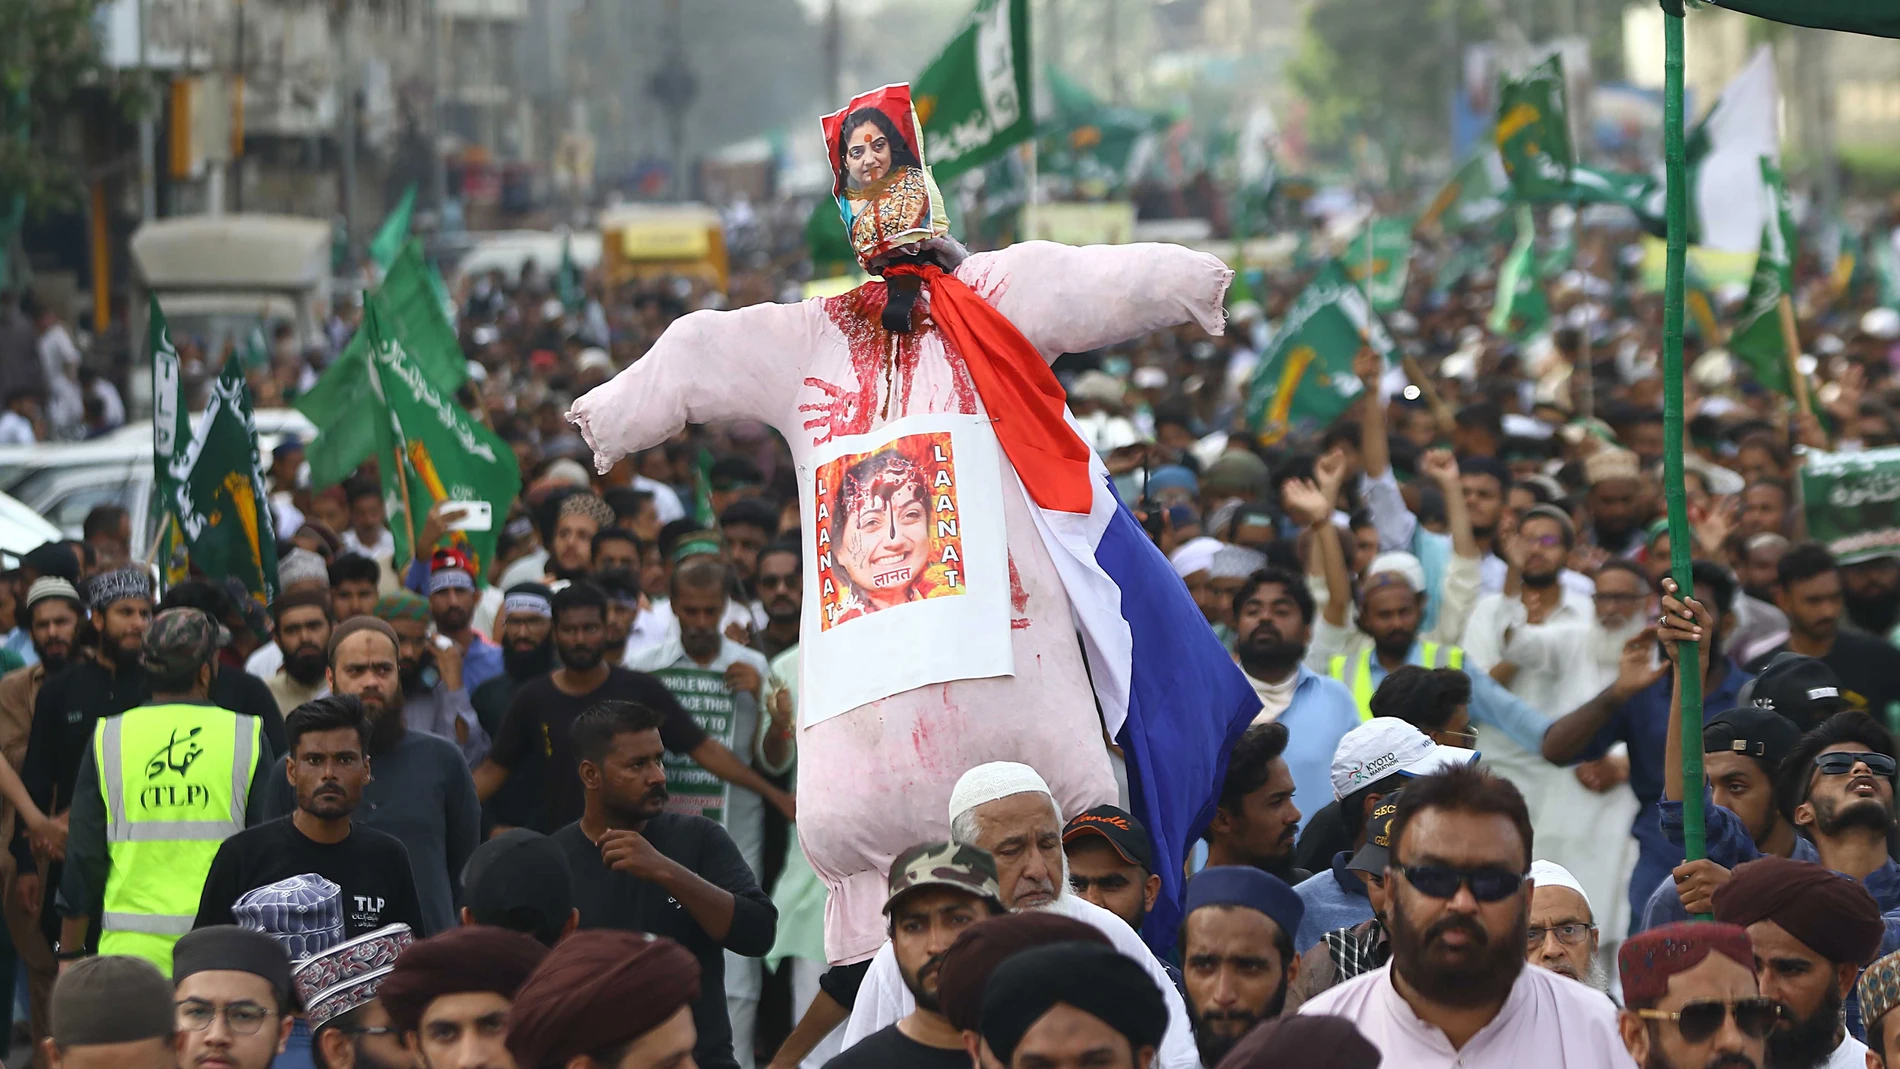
[144,511,171,567]
[1661,0,1708,902]
[1776,293,1812,415]
[394,446,421,562]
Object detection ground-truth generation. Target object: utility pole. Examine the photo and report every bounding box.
[138,0,156,222]
[426,0,447,213]
[334,0,358,257]
[648,0,697,201]
[824,0,842,106]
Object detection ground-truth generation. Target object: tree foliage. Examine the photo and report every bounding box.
[1288,0,1494,166]
[0,0,151,217]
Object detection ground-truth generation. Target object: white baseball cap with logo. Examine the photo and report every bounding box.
[1330,717,1480,799]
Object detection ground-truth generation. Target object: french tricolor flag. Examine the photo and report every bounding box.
[1023,432,1264,953]
[910,262,1263,954]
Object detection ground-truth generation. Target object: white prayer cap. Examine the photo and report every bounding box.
[1364,552,1425,594]
[1169,536,1223,580]
[948,762,1053,824]
[1529,860,1593,917]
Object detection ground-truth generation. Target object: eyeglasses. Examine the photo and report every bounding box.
[176,999,276,1035]
[1394,864,1524,902]
[1633,998,1782,1043]
[1526,923,1595,947]
[757,574,796,590]
[1434,727,1479,748]
[1814,752,1897,778]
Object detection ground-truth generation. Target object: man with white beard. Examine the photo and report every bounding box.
[1464,556,1653,938]
[837,761,1200,1069]
[1526,860,1610,992]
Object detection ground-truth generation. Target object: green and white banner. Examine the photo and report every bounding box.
[1495,55,1573,202]
[1345,216,1414,313]
[652,666,736,825]
[1728,157,1798,398]
[913,0,1033,184]
[1803,446,1900,565]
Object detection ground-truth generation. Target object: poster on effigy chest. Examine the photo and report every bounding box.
[799,412,1012,726]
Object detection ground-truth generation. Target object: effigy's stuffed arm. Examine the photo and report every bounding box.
[968,240,1234,361]
[567,301,813,473]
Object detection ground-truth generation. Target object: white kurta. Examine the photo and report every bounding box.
[570,240,1232,962]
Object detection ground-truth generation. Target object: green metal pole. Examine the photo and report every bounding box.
[1662,3,1708,902]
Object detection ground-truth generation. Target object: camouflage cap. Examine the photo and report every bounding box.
[883,841,1005,915]
[141,607,230,678]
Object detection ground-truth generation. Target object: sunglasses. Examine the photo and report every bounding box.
[1814,752,1897,778]
[1394,863,1524,902]
[1634,998,1781,1043]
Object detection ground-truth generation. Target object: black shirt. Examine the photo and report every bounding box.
[554,815,776,1069]
[492,669,708,832]
[1750,631,1900,722]
[472,673,548,832]
[193,816,426,938]
[824,1025,969,1069]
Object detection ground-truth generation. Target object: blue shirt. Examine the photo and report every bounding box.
[1273,664,1361,833]
[1650,794,1900,1040]
[1356,644,1553,754]
[1291,851,1374,954]
[1582,665,1752,810]
[461,635,504,695]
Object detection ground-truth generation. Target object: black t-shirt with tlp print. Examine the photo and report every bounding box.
[824,1025,971,1069]
[491,668,708,832]
[193,815,427,938]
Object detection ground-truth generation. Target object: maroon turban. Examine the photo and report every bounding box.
[377,926,549,1034]
[935,912,1110,1033]
[1215,1014,1382,1069]
[506,932,699,1068]
[1619,921,1754,1008]
[1713,855,1886,966]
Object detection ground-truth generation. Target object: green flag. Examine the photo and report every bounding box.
[1421,148,1509,234]
[162,354,281,605]
[298,240,469,487]
[1245,261,1395,444]
[1567,164,1662,220]
[1495,56,1574,202]
[694,448,716,530]
[1685,258,1724,344]
[1489,206,1550,340]
[1706,2,1900,37]
[1537,216,1577,279]
[369,185,416,270]
[556,234,583,311]
[151,297,192,510]
[806,199,857,274]
[1345,217,1414,313]
[362,303,520,582]
[1040,64,1160,190]
[1728,157,1798,397]
[913,0,1032,184]
[237,322,271,371]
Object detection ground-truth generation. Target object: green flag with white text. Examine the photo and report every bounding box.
[1245,261,1394,444]
[362,303,519,581]
[298,239,468,487]
[913,0,1032,184]
[1345,217,1413,313]
[1728,158,1798,397]
[1495,56,1573,202]
[162,354,281,605]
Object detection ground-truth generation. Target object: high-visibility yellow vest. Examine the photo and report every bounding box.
[95,703,260,974]
[1328,644,1466,721]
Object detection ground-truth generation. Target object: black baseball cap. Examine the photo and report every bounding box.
[462,829,574,945]
[1346,791,1403,877]
[1062,805,1154,872]
[1735,653,1847,732]
[1703,705,1803,768]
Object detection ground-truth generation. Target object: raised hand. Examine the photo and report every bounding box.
[1418,447,1460,489]
[1280,478,1331,528]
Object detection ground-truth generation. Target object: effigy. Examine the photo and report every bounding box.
[570,83,1258,961]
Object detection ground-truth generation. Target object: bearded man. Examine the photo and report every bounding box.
[471,583,556,832]
[1229,568,1357,827]
[838,761,1200,1069]
[266,591,333,716]
[1298,764,1629,1067]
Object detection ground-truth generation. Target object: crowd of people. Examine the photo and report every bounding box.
[0,186,1895,1069]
